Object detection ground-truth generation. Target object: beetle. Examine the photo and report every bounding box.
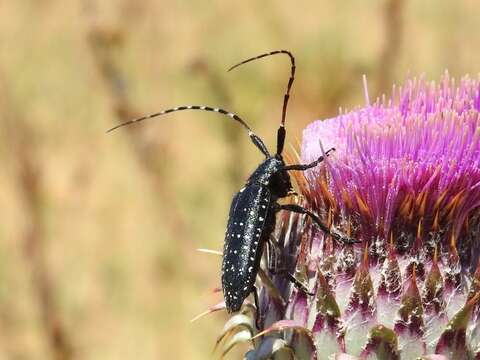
[108,50,357,321]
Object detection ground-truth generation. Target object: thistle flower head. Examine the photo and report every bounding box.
[216,74,480,359]
[302,74,480,271]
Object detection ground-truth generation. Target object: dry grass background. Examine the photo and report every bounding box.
[0,1,478,359]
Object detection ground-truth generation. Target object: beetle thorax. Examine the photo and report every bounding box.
[247,156,292,198]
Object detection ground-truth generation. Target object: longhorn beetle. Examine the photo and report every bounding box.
[108,50,357,322]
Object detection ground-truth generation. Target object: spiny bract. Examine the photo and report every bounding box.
[213,73,480,360]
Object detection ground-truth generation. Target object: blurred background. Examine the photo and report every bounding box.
[0,0,478,359]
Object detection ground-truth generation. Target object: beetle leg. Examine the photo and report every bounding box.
[253,286,262,330]
[266,236,278,274]
[276,203,360,245]
[269,268,314,296]
[267,237,314,296]
[282,147,335,171]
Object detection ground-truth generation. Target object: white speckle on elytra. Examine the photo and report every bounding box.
[237,234,241,238]
[259,217,264,221]
[248,267,253,272]
[250,257,254,261]
[240,222,244,226]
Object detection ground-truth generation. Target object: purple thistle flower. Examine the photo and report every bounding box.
[214,73,480,359]
[302,74,480,270]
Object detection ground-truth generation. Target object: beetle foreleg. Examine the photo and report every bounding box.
[276,204,359,245]
[283,147,335,171]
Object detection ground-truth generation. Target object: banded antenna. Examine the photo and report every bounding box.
[228,50,296,155]
[106,105,270,157]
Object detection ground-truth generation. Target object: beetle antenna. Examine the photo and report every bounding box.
[107,105,270,157]
[228,50,295,155]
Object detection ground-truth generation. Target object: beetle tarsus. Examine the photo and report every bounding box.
[331,230,361,245]
[283,147,335,171]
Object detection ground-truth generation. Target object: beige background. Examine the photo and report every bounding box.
[0,1,478,359]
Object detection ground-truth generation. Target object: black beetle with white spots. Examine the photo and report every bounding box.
[108,50,358,327]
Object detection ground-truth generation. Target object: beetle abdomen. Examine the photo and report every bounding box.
[222,184,273,312]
